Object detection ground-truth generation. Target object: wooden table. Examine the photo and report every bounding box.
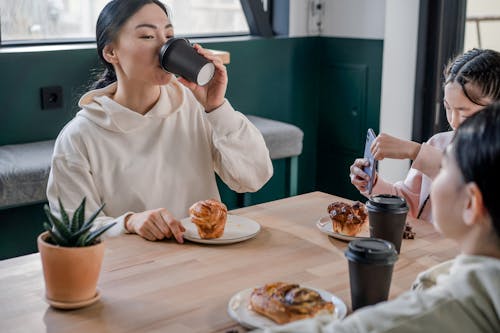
[0,192,458,333]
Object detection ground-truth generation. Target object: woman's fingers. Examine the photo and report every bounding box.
[350,159,370,180]
[159,209,184,244]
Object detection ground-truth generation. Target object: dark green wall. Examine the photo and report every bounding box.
[0,36,382,259]
[316,38,384,201]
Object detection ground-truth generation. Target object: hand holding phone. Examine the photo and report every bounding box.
[363,128,377,195]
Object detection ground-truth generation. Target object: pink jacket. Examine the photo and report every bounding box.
[368,131,454,223]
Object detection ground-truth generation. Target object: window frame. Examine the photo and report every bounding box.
[0,0,277,47]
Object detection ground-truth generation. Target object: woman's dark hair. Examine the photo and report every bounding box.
[452,102,500,237]
[444,48,500,105]
[91,0,169,89]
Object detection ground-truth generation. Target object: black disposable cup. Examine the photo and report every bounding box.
[159,38,215,86]
[366,195,409,253]
[345,238,398,311]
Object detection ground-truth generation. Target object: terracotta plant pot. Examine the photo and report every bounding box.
[37,231,104,309]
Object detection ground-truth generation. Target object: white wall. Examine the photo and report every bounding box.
[289,0,310,37]
[378,0,420,182]
[289,0,386,39]
[321,0,385,39]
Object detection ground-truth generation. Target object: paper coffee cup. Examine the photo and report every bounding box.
[159,38,215,86]
[366,195,409,253]
[345,238,398,311]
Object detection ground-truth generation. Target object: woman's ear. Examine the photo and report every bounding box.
[102,44,118,64]
[462,182,486,226]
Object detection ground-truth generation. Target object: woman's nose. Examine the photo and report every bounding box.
[450,110,460,129]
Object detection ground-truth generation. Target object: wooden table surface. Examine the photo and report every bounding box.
[0,192,459,333]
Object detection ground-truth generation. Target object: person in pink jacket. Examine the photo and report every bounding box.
[350,49,500,222]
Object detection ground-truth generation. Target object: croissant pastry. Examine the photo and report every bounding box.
[327,201,367,236]
[189,199,228,239]
[249,282,335,325]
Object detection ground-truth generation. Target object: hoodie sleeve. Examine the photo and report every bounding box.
[47,140,130,238]
[205,100,273,193]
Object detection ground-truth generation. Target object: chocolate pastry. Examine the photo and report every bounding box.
[327,201,368,236]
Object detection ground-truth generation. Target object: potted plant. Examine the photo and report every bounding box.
[37,197,116,309]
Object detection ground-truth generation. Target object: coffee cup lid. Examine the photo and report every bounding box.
[345,238,398,264]
[366,194,409,213]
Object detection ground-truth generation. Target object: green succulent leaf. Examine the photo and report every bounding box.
[69,223,93,244]
[71,197,86,232]
[43,204,54,228]
[80,203,105,231]
[44,205,72,240]
[47,228,69,246]
[83,222,117,246]
[57,198,71,227]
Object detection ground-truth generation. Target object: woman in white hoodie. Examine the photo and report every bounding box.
[47,0,273,242]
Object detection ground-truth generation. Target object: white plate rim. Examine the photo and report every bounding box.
[227,285,347,329]
[181,214,261,245]
[316,216,369,241]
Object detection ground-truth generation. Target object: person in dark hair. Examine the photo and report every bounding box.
[261,103,500,333]
[350,48,500,223]
[47,0,273,242]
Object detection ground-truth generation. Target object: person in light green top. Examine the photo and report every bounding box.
[258,103,500,333]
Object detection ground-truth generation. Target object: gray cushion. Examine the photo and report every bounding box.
[0,140,54,209]
[247,115,304,159]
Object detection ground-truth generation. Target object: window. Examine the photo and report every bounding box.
[464,0,500,51]
[0,0,249,44]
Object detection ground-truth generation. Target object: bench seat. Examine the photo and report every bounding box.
[0,116,303,209]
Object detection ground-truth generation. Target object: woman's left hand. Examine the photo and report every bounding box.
[177,44,227,112]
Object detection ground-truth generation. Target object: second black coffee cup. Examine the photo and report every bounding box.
[159,38,215,86]
[345,238,398,311]
[366,194,409,253]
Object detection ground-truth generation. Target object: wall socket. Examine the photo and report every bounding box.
[308,0,325,35]
[40,86,63,110]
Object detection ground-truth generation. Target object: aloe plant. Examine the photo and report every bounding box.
[43,197,116,247]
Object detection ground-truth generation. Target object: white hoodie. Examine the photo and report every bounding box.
[46,79,273,236]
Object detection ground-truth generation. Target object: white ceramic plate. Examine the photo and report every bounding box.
[227,286,347,329]
[180,214,261,244]
[316,216,369,242]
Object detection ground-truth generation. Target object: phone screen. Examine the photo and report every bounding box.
[363,128,377,194]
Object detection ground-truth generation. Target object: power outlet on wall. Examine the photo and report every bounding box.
[308,0,325,35]
[40,86,63,110]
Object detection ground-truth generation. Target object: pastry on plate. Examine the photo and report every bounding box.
[249,282,335,325]
[327,201,367,237]
[189,199,228,239]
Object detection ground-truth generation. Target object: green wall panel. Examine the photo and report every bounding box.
[316,38,383,201]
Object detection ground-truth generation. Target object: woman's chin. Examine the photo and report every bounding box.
[156,72,174,85]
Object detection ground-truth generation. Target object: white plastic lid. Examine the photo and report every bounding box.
[197,62,215,86]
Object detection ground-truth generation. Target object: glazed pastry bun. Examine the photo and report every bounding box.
[249,282,335,324]
[327,201,367,236]
[189,199,228,239]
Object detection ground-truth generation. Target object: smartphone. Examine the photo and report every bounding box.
[363,128,377,195]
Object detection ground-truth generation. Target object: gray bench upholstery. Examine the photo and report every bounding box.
[247,115,303,159]
[0,116,303,209]
[0,140,54,209]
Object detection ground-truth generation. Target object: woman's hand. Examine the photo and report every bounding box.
[177,44,227,112]
[125,208,185,243]
[350,158,376,193]
[371,133,421,161]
